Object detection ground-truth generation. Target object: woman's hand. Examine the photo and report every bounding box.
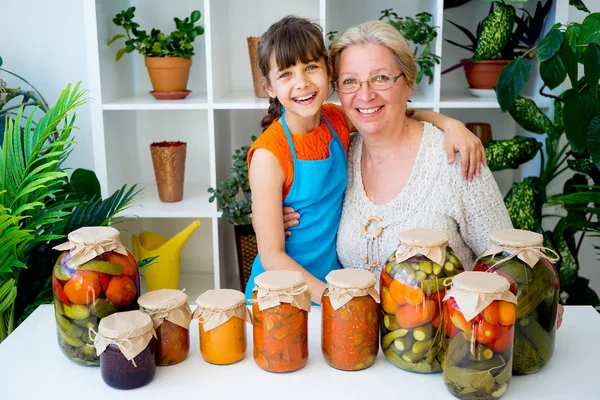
[283,206,300,237]
[442,118,487,181]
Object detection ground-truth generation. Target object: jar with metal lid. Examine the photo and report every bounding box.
[193,289,252,365]
[322,269,380,371]
[380,228,464,373]
[53,226,140,365]
[250,270,311,373]
[138,289,192,366]
[472,229,559,375]
[442,271,517,399]
[93,310,157,390]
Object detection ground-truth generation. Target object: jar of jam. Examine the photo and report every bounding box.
[442,271,517,399]
[250,270,311,373]
[53,226,140,365]
[138,289,192,366]
[380,228,464,373]
[473,229,559,375]
[193,289,252,365]
[322,269,380,371]
[93,310,157,390]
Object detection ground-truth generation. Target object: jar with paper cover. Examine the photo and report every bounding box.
[473,229,559,375]
[322,269,380,371]
[93,310,157,390]
[442,272,517,399]
[52,226,141,366]
[138,289,192,366]
[250,270,311,373]
[380,228,463,373]
[193,288,252,365]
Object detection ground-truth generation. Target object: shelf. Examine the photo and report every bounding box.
[123,183,215,218]
[213,91,270,109]
[140,271,215,301]
[439,90,551,109]
[102,92,209,110]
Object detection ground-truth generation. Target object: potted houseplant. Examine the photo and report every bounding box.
[442,0,552,91]
[108,7,204,99]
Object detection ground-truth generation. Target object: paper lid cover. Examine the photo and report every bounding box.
[397,228,449,247]
[252,270,311,312]
[138,289,192,329]
[481,229,558,268]
[53,226,128,267]
[192,289,252,331]
[325,269,380,310]
[395,228,448,266]
[490,229,543,247]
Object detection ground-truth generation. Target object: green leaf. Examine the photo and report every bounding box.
[584,43,600,99]
[504,177,542,231]
[107,34,125,46]
[553,93,566,132]
[0,56,3,67]
[569,0,590,13]
[190,10,201,23]
[115,48,126,62]
[68,169,101,199]
[540,54,567,90]
[589,116,600,169]
[552,218,578,286]
[580,13,600,44]
[537,29,564,62]
[485,136,542,171]
[496,58,532,112]
[564,91,594,153]
[561,42,579,88]
[473,2,516,61]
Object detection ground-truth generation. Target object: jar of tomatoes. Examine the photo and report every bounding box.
[380,228,463,373]
[138,289,192,366]
[442,271,517,399]
[322,269,380,371]
[250,270,311,373]
[53,227,140,365]
[193,289,252,365]
[473,229,559,375]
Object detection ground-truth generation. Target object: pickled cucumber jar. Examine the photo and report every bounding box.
[193,289,252,365]
[473,229,559,375]
[380,228,464,373]
[53,227,141,365]
[322,269,380,371]
[138,289,192,366]
[93,310,157,390]
[251,270,311,373]
[442,271,517,399]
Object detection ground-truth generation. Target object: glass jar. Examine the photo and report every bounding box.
[194,289,252,365]
[473,229,559,375]
[94,311,157,390]
[380,228,463,373]
[322,269,380,371]
[251,270,311,373]
[53,227,140,365]
[442,272,517,400]
[138,289,192,366]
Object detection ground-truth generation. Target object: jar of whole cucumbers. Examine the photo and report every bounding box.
[442,271,517,399]
[380,228,464,373]
[473,229,559,375]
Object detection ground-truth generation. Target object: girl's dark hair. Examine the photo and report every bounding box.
[258,16,328,132]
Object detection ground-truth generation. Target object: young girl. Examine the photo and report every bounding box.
[244,16,484,303]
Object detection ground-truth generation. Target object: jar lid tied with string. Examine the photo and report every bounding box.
[380,228,464,374]
[138,289,192,366]
[472,228,560,375]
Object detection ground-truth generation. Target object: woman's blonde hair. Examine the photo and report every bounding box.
[330,20,417,86]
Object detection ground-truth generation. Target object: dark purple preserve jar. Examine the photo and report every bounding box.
[94,311,157,390]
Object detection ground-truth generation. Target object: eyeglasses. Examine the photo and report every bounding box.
[333,72,404,94]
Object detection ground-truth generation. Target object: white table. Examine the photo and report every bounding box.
[0,305,598,399]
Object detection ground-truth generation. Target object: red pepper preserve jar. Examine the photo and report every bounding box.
[138,289,192,366]
[473,229,559,375]
[251,270,311,373]
[322,269,380,371]
[442,271,518,399]
[53,227,140,365]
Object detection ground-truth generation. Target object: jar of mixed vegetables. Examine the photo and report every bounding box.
[442,271,517,399]
[53,227,140,365]
[250,270,311,373]
[473,229,559,375]
[380,228,463,373]
[193,289,252,365]
[138,289,192,366]
[322,269,380,371]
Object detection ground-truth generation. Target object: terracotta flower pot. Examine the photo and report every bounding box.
[463,59,511,90]
[145,57,192,93]
[466,122,493,146]
[247,37,269,98]
[150,141,187,203]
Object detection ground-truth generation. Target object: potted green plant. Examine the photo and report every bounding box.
[108,7,204,99]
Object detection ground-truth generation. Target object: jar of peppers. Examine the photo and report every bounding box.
[251,270,311,373]
[322,269,380,371]
[442,271,518,399]
[53,227,140,365]
[193,289,252,365]
[473,229,559,375]
[138,289,192,366]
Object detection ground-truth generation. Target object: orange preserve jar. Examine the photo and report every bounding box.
[442,272,518,400]
[194,289,252,365]
[251,270,311,373]
[138,289,192,366]
[322,269,380,371]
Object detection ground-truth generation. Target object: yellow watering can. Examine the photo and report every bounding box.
[132,220,200,292]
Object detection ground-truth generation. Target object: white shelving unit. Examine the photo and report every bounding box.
[83,0,569,299]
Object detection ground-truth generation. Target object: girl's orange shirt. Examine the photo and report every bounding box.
[248,103,350,199]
